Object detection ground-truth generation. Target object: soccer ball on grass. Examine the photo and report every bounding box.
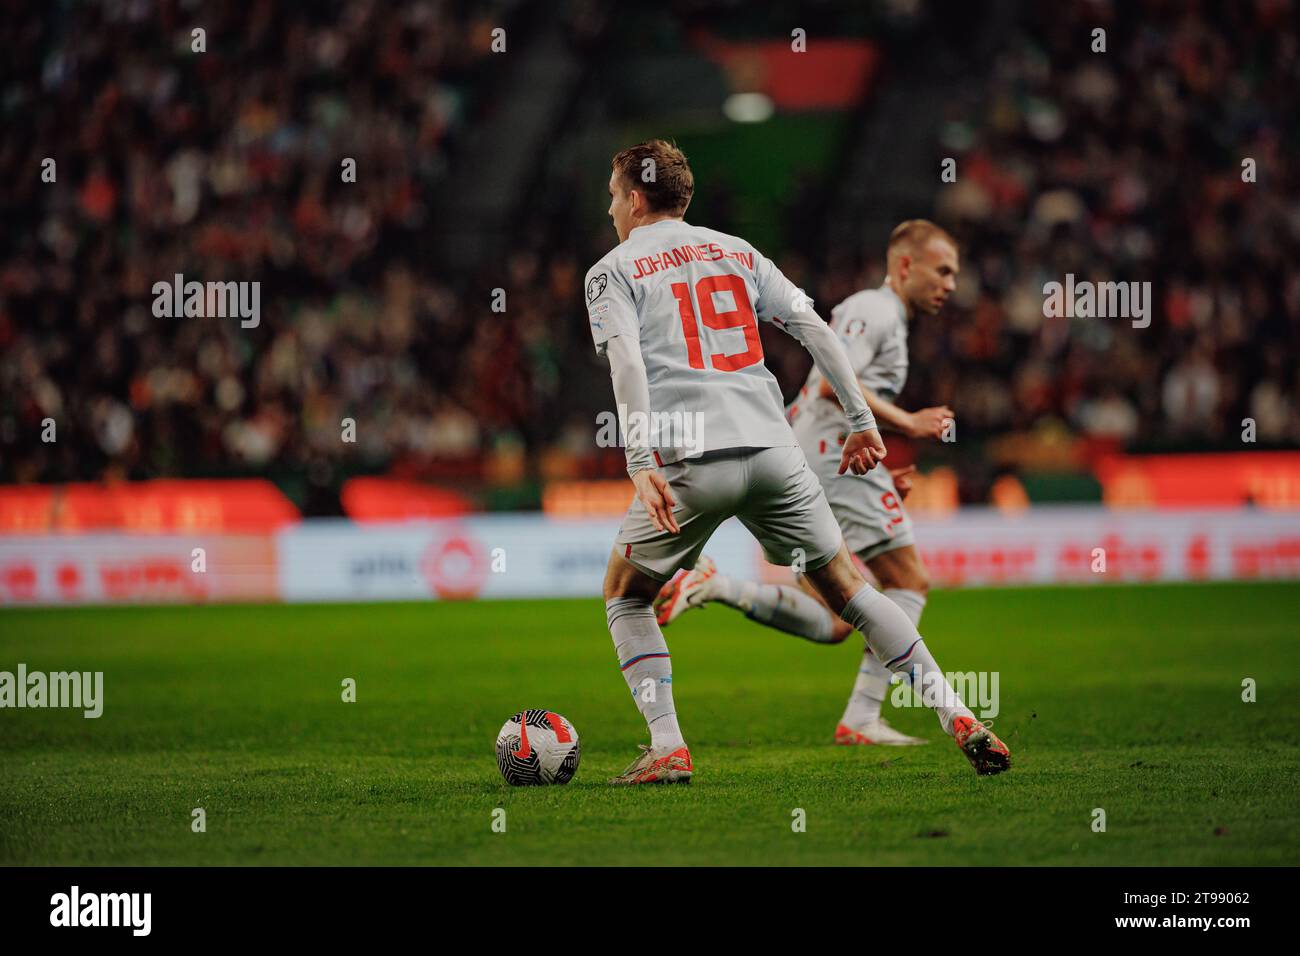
[495,710,580,785]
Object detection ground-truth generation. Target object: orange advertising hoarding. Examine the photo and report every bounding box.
[0,480,299,534]
[1096,453,1300,509]
[0,534,278,604]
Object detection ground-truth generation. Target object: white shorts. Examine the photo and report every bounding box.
[799,431,915,562]
[615,446,844,581]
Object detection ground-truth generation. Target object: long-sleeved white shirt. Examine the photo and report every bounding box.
[586,218,875,476]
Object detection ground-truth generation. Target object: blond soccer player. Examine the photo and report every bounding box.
[584,143,1008,783]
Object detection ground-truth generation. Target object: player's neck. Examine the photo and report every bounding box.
[629,213,683,235]
[883,275,914,322]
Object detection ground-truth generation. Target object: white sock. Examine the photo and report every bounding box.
[839,584,972,736]
[882,588,927,627]
[606,597,686,752]
[707,575,839,643]
[840,588,928,727]
[839,650,892,727]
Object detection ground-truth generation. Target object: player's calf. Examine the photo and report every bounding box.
[655,556,848,643]
[606,553,690,769]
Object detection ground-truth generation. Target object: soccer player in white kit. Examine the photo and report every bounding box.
[588,142,1009,783]
[656,221,964,749]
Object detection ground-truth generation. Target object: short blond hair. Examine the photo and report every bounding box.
[887,219,958,263]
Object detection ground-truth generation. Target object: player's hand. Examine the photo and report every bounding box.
[907,406,954,440]
[839,428,887,475]
[632,469,680,534]
[889,465,917,500]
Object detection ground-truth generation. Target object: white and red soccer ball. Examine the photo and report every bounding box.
[495,710,581,786]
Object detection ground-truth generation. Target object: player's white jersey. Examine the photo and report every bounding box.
[585,219,810,464]
[791,283,908,442]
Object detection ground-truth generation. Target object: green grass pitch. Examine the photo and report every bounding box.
[1,581,1298,866]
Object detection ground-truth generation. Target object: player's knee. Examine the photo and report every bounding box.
[804,547,862,615]
[603,556,662,603]
[602,561,629,602]
[873,551,930,596]
[603,574,650,603]
[828,619,854,644]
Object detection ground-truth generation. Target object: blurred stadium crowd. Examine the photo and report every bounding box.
[919,1,1299,450]
[2,1,1297,510]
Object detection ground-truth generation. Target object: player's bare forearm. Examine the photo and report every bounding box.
[818,378,952,440]
[861,389,913,434]
[819,378,910,433]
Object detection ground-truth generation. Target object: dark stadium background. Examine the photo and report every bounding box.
[5,0,1295,517]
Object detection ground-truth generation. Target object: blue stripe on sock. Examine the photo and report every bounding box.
[886,639,921,669]
[620,652,670,671]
